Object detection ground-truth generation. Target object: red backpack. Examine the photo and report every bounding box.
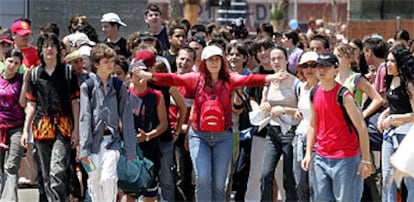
[199,95,225,132]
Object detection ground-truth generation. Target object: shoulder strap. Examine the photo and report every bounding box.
[352,73,361,94]
[336,86,356,134]
[294,79,302,100]
[85,78,95,99]
[113,77,123,99]
[65,64,72,81]
[30,66,40,84]
[310,84,319,103]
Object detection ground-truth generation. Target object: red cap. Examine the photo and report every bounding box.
[11,20,32,36]
[135,50,156,67]
[0,32,13,44]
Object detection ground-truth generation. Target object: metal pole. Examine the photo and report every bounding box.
[396,16,401,30]
[294,0,298,21]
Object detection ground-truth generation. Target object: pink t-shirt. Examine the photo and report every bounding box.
[313,83,359,158]
[0,74,25,124]
[154,72,266,131]
[374,62,386,94]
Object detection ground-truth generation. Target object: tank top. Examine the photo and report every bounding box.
[313,83,359,158]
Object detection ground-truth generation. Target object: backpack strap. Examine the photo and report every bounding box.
[294,79,302,101]
[65,64,73,81]
[309,84,319,103]
[84,78,95,99]
[352,73,361,94]
[337,86,356,135]
[113,77,123,99]
[30,66,40,85]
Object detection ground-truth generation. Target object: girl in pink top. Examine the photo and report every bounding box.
[133,45,286,201]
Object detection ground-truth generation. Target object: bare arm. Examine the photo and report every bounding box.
[138,94,168,142]
[357,77,384,118]
[21,101,36,148]
[71,99,80,146]
[301,102,316,171]
[343,93,372,179]
[19,69,31,108]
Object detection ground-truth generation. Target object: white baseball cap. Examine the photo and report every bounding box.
[101,12,127,27]
[299,51,318,65]
[201,45,223,60]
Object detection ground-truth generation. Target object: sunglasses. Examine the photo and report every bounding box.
[299,63,317,68]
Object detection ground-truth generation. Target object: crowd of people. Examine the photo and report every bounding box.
[1,2,414,202]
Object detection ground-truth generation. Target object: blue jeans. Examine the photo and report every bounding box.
[292,132,310,202]
[159,140,175,201]
[382,133,414,202]
[189,128,234,202]
[312,154,363,201]
[260,125,297,201]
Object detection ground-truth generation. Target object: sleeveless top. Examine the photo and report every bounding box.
[313,83,359,158]
[342,71,363,105]
[267,74,299,126]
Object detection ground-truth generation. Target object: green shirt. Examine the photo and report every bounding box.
[0,62,26,74]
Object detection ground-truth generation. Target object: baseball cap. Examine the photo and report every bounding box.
[64,50,82,62]
[101,12,127,27]
[68,33,96,47]
[129,60,147,73]
[135,50,156,68]
[299,51,318,65]
[11,20,32,36]
[140,32,157,41]
[78,45,92,56]
[316,53,339,68]
[201,45,223,60]
[0,32,13,44]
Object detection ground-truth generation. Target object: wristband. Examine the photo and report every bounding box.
[361,160,372,165]
[146,134,150,142]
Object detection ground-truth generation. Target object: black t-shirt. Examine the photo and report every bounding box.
[163,50,177,73]
[104,37,130,58]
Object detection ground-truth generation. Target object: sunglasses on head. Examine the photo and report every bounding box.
[299,62,317,68]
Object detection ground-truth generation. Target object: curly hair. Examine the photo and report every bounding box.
[385,45,414,98]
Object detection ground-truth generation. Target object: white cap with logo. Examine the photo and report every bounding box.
[101,12,127,27]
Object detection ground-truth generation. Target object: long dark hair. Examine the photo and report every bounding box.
[4,49,23,63]
[385,45,414,98]
[37,32,62,65]
[198,55,230,90]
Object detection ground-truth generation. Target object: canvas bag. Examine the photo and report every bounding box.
[199,95,225,132]
[197,76,225,132]
[117,143,154,198]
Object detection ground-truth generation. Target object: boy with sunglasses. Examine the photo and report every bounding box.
[301,53,372,201]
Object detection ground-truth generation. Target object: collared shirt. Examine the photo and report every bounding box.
[79,75,136,160]
[26,63,80,140]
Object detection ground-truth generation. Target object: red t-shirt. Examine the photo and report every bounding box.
[154,72,266,131]
[313,83,359,158]
[21,45,40,68]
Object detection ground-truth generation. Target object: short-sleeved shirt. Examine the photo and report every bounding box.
[104,37,130,58]
[20,45,40,68]
[26,63,80,140]
[0,73,25,124]
[374,62,386,94]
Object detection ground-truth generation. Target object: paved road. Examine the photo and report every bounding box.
[18,188,39,202]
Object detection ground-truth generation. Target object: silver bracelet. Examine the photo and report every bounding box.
[361,160,372,165]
